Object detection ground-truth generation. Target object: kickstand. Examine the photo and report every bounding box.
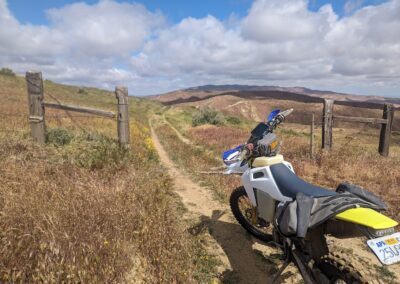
[272,242,292,284]
[272,257,290,284]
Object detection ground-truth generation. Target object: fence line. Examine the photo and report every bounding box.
[24,71,130,145]
[321,99,394,156]
[44,102,115,118]
[0,112,116,135]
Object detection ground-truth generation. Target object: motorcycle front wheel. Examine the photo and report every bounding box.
[229,186,273,242]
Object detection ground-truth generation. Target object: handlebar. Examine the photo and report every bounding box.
[267,108,293,131]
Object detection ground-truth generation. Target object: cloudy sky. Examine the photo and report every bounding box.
[1,0,399,97]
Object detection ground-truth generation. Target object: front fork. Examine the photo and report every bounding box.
[250,206,258,225]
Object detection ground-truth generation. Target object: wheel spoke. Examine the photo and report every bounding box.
[237,195,270,233]
[230,186,273,242]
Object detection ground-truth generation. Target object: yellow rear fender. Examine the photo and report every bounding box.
[335,208,398,230]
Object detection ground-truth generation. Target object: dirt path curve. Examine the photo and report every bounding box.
[161,114,224,167]
[150,119,279,284]
[162,114,192,145]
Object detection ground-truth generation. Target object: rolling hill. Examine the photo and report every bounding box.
[150,84,400,131]
[151,84,400,108]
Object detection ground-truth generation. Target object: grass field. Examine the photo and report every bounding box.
[0,74,217,283]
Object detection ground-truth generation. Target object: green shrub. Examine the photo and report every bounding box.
[47,128,74,146]
[0,67,15,77]
[72,133,131,170]
[46,129,130,170]
[226,115,241,125]
[78,88,88,95]
[192,107,224,126]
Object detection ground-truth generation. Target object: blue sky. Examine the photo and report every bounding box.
[1,0,399,97]
[8,0,388,25]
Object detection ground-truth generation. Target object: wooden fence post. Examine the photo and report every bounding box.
[378,103,394,156]
[115,86,130,146]
[310,114,315,158]
[26,71,46,143]
[322,99,334,150]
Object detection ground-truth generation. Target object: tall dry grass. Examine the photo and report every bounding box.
[0,130,202,283]
[0,74,215,283]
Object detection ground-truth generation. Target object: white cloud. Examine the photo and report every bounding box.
[0,0,163,90]
[327,0,400,78]
[46,0,164,57]
[0,0,399,97]
[344,0,365,15]
[241,0,336,43]
[131,0,400,96]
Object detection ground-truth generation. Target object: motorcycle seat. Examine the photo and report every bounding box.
[270,163,336,198]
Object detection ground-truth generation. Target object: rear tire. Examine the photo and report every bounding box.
[229,186,273,242]
[316,253,369,284]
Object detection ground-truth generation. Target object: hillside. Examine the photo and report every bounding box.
[0,73,217,283]
[151,84,400,107]
[151,85,400,132]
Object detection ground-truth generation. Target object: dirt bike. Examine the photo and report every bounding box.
[222,109,399,283]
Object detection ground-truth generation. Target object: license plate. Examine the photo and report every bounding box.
[367,232,400,265]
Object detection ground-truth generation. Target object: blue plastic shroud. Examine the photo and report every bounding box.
[222,144,243,165]
[267,109,280,122]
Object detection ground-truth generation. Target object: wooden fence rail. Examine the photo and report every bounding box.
[44,102,115,118]
[26,71,130,146]
[322,99,394,156]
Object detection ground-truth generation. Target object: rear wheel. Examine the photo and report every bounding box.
[229,186,273,242]
[316,253,369,284]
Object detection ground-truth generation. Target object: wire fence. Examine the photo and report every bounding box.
[0,108,116,135]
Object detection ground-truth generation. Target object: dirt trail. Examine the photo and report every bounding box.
[162,114,192,145]
[161,114,224,166]
[150,119,287,283]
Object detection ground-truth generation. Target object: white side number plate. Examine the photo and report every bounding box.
[367,232,400,265]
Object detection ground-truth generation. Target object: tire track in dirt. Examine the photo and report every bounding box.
[150,118,279,283]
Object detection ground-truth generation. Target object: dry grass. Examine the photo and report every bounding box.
[0,74,215,283]
[0,134,199,283]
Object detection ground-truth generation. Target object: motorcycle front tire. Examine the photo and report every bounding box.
[230,186,273,243]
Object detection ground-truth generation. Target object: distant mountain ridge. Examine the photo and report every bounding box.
[152,84,400,108]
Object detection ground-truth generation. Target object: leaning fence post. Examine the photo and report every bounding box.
[115,86,130,146]
[26,71,46,143]
[322,99,334,150]
[378,103,394,157]
[310,114,315,158]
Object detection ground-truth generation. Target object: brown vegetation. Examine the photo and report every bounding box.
[0,74,214,283]
[154,88,400,131]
